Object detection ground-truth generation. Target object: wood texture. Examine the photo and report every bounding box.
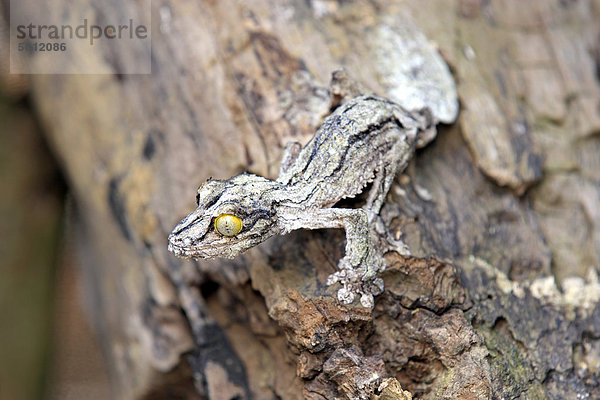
[14,0,600,398]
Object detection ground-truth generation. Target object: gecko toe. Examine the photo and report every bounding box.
[359,293,374,308]
[337,287,355,304]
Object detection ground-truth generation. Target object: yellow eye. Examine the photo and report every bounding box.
[214,214,243,236]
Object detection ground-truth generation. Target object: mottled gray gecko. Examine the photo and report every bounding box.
[168,71,441,308]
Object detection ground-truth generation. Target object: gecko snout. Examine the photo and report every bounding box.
[167,210,213,256]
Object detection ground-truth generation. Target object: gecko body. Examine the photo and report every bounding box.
[168,75,435,307]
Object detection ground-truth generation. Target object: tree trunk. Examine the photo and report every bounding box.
[14,0,600,398]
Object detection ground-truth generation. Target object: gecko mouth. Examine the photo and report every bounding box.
[167,231,250,259]
[167,240,210,258]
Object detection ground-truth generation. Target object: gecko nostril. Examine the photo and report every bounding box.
[168,234,181,245]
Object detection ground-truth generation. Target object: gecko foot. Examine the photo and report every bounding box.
[327,258,386,308]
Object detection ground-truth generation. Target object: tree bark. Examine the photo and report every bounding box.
[13,0,600,398]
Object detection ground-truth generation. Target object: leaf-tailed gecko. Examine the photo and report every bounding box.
[168,71,438,308]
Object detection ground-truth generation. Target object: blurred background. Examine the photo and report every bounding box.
[0,74,110,399]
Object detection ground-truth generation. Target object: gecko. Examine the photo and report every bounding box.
[168,71,436,308]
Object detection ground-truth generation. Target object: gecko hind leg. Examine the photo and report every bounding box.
[364,150,401,224]
[364,159,412,256]
[363,130,415,256]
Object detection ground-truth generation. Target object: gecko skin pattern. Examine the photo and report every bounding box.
[168,75,435,308]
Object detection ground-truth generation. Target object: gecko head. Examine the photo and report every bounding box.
[168,173,281,259]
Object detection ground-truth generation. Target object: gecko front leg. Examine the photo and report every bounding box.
[279,206,386,308]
